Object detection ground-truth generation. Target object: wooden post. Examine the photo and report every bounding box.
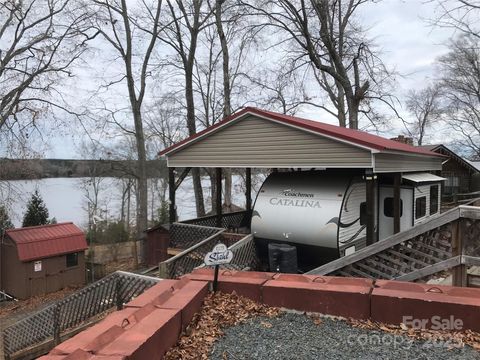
[158,261,168,279]
[452,219,467,287]
[216,168,222,227]
[53,304,61,345]
[115,277,123,310]
[246,168,252,211]
[169,167,176,224]
[365,170,376,246]
[393,173,401,234]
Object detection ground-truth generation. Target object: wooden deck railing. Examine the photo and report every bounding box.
[307,205,480,286]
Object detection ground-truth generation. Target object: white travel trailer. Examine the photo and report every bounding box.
[251,170,444,270]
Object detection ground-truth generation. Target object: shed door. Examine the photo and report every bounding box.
[379,187,414,241]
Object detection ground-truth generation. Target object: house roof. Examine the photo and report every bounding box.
[418,144,479,174]
[6,222,88,262]
[468,161,480,172]
[159,107,442,157]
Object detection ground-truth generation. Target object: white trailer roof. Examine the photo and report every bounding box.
[402,172,446,183]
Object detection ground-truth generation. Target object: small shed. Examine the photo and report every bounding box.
[145,224,170,266]
[1,222,88,299]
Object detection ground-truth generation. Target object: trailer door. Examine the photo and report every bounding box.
[378,187,414,240]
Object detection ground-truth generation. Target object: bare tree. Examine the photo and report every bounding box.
[438,35,480,157]
[160,0,214,217]
[241,0,396,129]
[403,84,443,146]
[0,0,88,143]
[432,0,480,39]
[83,0,163,263]
[243,66,312,115]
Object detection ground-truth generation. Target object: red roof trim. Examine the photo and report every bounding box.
[6,222,81,234]
[158,107,442,158]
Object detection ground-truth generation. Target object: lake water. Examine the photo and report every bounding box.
[2,175,261,229]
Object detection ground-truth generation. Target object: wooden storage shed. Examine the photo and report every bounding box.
[0,222,88,299]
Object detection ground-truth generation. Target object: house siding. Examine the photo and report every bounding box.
[374,153,442,173]
[168,116,373,168]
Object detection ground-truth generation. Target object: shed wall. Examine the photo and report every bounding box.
[1,237,28,299]
[168,116,373,168]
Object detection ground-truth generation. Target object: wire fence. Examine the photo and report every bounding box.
[2,271,160,359]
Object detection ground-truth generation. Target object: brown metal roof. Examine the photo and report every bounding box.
[6,222,88,262]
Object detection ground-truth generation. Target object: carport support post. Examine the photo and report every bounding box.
[365,170,376,246]
[169,167,176,224]
[216,168,222,227]
[246,168,252,211]
[393,173,402,234]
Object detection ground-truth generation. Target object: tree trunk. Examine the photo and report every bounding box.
[208,169,217,212]
[215,0,232,210]
[133,108,148,266]
[185,35,205,217]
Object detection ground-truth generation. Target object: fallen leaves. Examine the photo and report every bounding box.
[308,313,323,326]
[260,321,273,328]
[347,318,480,350]
[164,291,280,360]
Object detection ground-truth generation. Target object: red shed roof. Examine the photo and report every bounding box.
[158,107,441,157]
[6,222,88,262]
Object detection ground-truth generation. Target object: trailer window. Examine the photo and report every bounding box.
[430,185,439,215]
[66,253,78,267]
[415,196,427,219]
[383,197,403,218]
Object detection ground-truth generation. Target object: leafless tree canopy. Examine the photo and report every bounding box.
[240,0,396,129]
[438,35,480,157]
[404,84,443,146]
[433,0,480,39]
[0,0,88,138]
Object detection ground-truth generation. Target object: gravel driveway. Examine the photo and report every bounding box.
[209,312,480,360]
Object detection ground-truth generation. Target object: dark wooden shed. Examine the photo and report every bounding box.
[145,224,170,266]
[0,222,88,299]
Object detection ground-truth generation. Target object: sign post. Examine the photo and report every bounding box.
[204,243,234,292]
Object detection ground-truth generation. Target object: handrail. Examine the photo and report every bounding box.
[171,222,223,231]
[181,210,248,224]
[307,205,480,276]
[162,228,225,266]
[229,233,254,250]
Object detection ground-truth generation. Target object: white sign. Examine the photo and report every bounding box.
[204,243,233,266]
[34,261,42,272]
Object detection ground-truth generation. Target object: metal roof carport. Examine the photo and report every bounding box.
[159,107,444,245]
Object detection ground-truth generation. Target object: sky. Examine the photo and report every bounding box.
[39,0,456,159]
